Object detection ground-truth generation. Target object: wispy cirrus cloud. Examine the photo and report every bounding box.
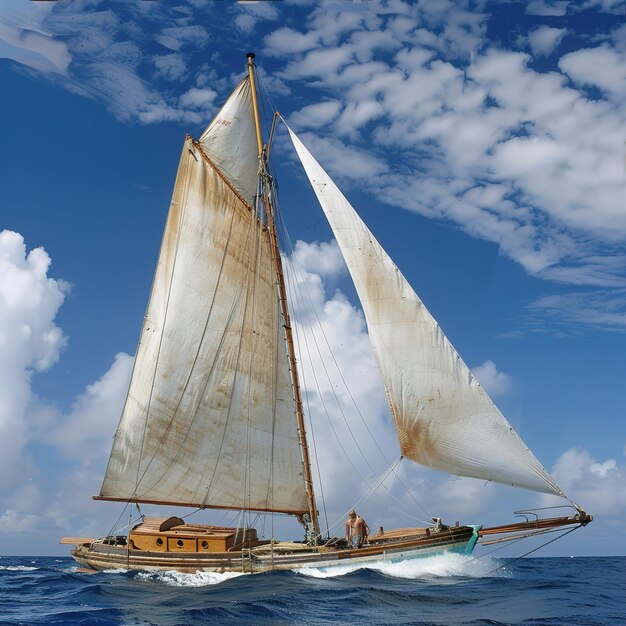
[526,289,626,333]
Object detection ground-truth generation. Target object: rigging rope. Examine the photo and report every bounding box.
[273,181,432,527]
[484,525,582,575]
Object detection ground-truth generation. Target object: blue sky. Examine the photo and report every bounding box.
[0,0,624,558]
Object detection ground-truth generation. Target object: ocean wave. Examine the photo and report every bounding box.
[135,569,245,587]
[0,565,40,571]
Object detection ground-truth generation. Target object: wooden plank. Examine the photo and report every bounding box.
[60,537,95,544]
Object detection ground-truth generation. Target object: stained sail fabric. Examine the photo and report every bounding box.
[100,134,308,514]
[287,125,565,498]
[198,77,259,206]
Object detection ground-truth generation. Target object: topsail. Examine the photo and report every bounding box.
[287,125,565,498]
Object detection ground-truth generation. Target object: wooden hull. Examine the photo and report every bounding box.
[71,525,481,574]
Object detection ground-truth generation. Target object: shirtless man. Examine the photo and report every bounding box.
[345,510,369,549]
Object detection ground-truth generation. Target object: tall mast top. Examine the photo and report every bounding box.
[246,52,264,159]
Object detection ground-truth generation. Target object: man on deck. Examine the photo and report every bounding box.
[345,510,370,549]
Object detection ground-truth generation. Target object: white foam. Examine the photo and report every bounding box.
[135,569,245,587]
[0,565,39,571]
[297,553,502,580]
[102,568,129,574]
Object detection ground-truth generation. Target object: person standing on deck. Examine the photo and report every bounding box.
[345,510,369,548]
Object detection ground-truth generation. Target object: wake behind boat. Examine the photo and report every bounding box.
[62,54,591,574]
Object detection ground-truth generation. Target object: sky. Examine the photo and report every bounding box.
[0,0,624,558]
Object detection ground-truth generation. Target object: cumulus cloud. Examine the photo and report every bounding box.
[265,27,320,55]
[528,26,567,57]
[49,352,133,460]
[0,230,134,548]
[283,239,403,529]
[179,86,217,109]
[472,360,513,397]
[0,231,68,488]
[559,45,626,98]
[543,448,626,516]
[290,101,342,129]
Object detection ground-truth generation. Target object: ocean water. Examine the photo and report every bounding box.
[0,554,623,625]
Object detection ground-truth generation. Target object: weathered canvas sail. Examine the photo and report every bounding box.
[199,77,259,206]
[287,126,565,498]
[99,100,308,513]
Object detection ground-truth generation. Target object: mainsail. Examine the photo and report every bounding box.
[287,125,565,498]
[99,80,308,515]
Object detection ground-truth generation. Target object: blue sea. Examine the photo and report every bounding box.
[0,554,623,625]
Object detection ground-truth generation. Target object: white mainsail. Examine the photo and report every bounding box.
[99,83,308,514]
[287,125,565,498]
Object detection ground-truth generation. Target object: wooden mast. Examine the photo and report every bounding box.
[246,53,321,543]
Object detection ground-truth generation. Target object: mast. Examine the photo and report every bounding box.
[246,53,321,543]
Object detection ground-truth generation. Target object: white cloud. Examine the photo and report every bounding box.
[0,231,134,543]
[154,25,208,52]
[290,240,345,278]
[0,0,70,74]
[179,86,217,109]
[528,26,567,57]
[0,510,40,534]
[50,352,133,460]
[234,13,256,34]
[543,448,626,516]
[525,289,626,333]
[283,239,401,528]
[294,132,389,180]
[290,101,342,129]
[525,0,569,16]
[153,53,188,82]
[577,0,624,13]
[264,27,320,55]
[559,45,626,98]
[234,0,279,33]
[472,360,513,397]
[281,45,356,81]
[0,231,68,488]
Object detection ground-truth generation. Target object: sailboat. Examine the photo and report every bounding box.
[62,54,591,574]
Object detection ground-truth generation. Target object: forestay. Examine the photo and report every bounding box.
[99,86,308,515]
[287,125,566,498]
